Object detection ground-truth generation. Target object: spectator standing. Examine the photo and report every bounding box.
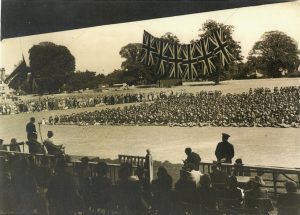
[215,133,234,163]
[26,117,37,141]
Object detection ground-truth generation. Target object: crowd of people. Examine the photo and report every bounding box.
[0,91,173,115]
[56,86,300,128]
[0,150,299,215]
[1,126,300,215]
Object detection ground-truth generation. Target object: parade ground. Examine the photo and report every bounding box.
[1,78,300,168]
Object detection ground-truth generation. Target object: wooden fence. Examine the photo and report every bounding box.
[0,150,153,184]
[200,162,300,198]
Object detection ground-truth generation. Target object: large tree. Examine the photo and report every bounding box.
[197,20,243,82]
[118,43,158,85]
[29,42,75,93]
[64,70,105,92]
[160,32,180,44]
[247,31,300,78]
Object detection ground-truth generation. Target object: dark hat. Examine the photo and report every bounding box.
[81,156,90,164]
[47,131,54,136]
[285,181,297,193]
[222,133,230,138]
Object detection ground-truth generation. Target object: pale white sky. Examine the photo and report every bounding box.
[1,0,300,75]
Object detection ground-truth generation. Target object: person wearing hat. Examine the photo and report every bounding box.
[43,131,64,156]
[215,133,234,163]
[277,181,300,215]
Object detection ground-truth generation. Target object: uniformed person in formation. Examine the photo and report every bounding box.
[215,133,234,163]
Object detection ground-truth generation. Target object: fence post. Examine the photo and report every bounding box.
[272,172,278,197]
[148,153,153,183]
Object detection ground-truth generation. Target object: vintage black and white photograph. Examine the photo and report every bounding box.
[1,0,300,214]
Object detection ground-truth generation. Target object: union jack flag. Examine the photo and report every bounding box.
[197,38,216,76]
[140,29,234,79]
[209,28,235,66]
[140,30,159,66]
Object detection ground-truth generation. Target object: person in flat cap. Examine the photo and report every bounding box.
[43,131,64,156]
[215,133,234,163]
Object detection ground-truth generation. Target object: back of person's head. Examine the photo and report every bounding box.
[157,166,168,178]
[55,158,66,173]
[10,138,17,144]
[47,131,54,138]
[228,175,238,188]
[285,181,297,193]
[200,174,212,188]
[97,162,108,176]
[180,169,190,180]
[234,158,243,165]
[119,162,132,180]
[81,156,90,166]
[135,166,144,178]
[185,147,192,155]
[41,157,49,166]
[30,117,35,122]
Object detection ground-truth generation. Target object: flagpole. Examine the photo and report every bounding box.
[38,122,43,143]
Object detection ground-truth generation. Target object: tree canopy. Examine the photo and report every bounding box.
[248,31,300,77]
[198,20,243,62]
[29,42,75,93]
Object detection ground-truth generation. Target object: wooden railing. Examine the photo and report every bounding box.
[0,150,153,184]
[118,154,153,182]
[200,162,300,198]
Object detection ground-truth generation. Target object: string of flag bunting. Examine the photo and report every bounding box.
[140,28,234,79]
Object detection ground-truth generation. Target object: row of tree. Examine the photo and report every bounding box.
[9,20,300,94]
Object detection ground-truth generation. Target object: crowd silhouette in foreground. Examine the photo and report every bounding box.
[0,148,300,215]
[56,86,300,128]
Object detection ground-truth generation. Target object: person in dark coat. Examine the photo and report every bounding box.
[47,158,83,215]
[198,174,217,215]
[26,117,37,141]
[184,147,201,171]
[91,162,112,211]
[215,133,234,163]
[26,133,45,154]
[151,166,173,215]
[174,170,197,215]
[277,181,300,215]
[117,162,149,215]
